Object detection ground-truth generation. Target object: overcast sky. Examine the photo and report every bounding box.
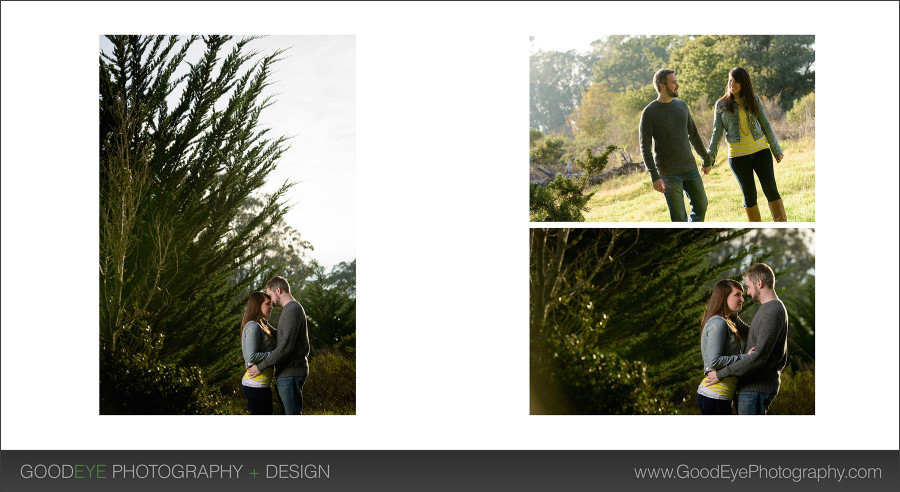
[99,35,356,269]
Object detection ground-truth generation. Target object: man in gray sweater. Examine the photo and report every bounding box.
[639,69,713,222]
[706,263,789,414]
[248,276,310,415]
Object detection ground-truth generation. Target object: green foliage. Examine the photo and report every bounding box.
[534,35,815,158]
[670,35,815,110]
[785,92,815,139]
[714,229,816,369]
[530,146,618,222]
[767,367,815,415]
[335,332,356,357]
[304,348,356,415]
[589,35,678,92]
[530,176,592,222]
[531,229,775,413]
[529,131,567,170]
[534,339,674,415]
[786,92,815,124]
[100,35,295,409]
[668,35,740,107]
[302,261,357,347]
[100,321,224,414]
[574,145,617,175]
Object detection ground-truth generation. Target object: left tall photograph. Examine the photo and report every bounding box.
[99,35,356,415]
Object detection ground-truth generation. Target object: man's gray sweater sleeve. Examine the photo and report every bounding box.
[687,108,711,167]
[639,109,661,182]
[256,304,301,372]
[717,303,786,379]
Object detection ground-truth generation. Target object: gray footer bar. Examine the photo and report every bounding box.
[2,450,898,492]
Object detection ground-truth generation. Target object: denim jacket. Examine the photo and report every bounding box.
[700,315,746,374]
[707,94,783,163]
[241,320,275,368]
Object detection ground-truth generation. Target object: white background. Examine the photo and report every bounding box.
[1,1,898,451]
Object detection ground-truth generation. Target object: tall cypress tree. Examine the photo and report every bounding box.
[100,35,294,412]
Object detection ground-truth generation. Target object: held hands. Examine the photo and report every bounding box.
[247,364,260,377]
[775,154,784,163]
[652,179,665,193]
[701,166,712,176]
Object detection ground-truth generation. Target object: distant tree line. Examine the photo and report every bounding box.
[531,35,815,136]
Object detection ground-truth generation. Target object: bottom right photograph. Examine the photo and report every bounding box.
[530,228,815,415]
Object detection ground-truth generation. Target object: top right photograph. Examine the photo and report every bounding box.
[529,35,815,223]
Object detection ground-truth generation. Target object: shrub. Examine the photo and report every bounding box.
[304,348,356,415]
[335,332,356,357]
[530,176,593,222]
[530,146,618,222]
[785,92,815,139]
[767,367,815,415]
[535,337,675,414]
[100,322,224,414]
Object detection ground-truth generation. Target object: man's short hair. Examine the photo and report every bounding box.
[265,276,291,295]
[743,263,775,289]
[654,69,675,93]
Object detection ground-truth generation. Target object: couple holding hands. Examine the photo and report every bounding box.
[640,67,787,223]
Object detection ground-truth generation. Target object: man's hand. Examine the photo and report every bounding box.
[701,165,712,176]
[247,364,260,377]
[748,347,756,355]
[704,370,719,386]
[652,179,665,193]
[775,154,784,163]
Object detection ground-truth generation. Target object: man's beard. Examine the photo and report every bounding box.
[666,87,678,98]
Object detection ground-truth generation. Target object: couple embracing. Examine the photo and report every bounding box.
[697,263,789,415]
[239,276,311,415]
[640,67,787,222]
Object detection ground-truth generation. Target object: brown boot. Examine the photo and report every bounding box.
[745,204,762,221]
[768,199,787,222]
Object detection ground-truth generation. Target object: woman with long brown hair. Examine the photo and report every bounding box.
[707,67,787,222]
[697,279,754,415]
[240,291,277,415]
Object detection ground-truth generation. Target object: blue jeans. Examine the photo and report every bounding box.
[661,170,708,222]
[728,149,780,208]
[736,391,776,415]
[275,376,307,415]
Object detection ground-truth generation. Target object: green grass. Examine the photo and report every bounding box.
[584,137,815,222]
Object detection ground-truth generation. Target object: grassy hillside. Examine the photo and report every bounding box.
[584,136,814,222]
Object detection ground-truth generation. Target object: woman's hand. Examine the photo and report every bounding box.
[775,154,784,163]
[748,347,756,355]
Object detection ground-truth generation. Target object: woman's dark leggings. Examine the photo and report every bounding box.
[242,385,273,415]
[697,393,733,415]
[728,149,781,208]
